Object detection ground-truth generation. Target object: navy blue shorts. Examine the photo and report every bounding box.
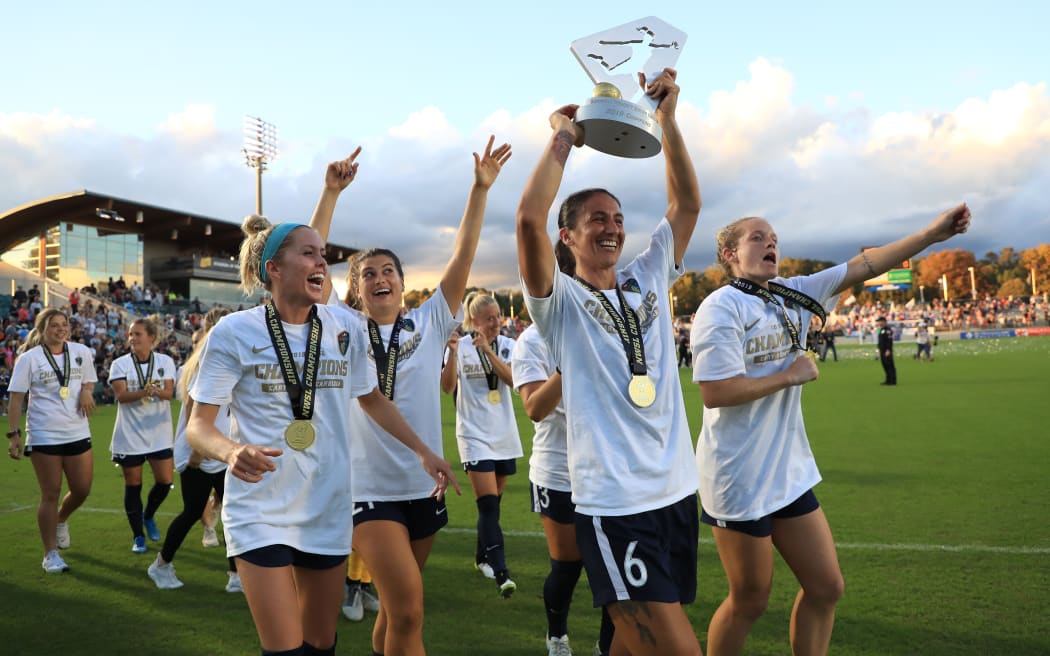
[462,458,517,476]
[575,494,699,607]
[700,489,821,538]
[530,482,575,525]
[112,448,174,468]
[26,438,92,457]
[352,497,448,541]
[236,544,348,570]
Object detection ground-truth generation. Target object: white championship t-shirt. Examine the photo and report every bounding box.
[512,324,570,492]
[523,218,698,516]
[453,333,523,463]
[691,264,846,521]
[190,304,374,557]
[332,287,463,501]
[173,367,230,475]
[109,351,177,455]
[9,342,97,446]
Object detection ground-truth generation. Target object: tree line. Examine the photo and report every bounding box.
[400,244,1049,322]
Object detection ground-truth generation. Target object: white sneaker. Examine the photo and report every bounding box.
[360,585,380,612]
[225,571,243,593]
[498,576,517,599]
[341,585,364,621]
[147,557,184,590]
[546,635,573,656]
[42,550,69,574]
[201,526,220,548]
[56,522,71,550]
[475,560,496,579]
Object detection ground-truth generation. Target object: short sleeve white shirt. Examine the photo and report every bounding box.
[454,333,523,463]
[9,342,97,446]
[335,287,464,501]
[512,324,570,492]
[172,368,230,474]
[691,264,846,520]
[523,218,697,516]
[109,352,177,455]
[190,304,375,557]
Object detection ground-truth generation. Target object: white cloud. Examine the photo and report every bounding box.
[1,64,1048,296]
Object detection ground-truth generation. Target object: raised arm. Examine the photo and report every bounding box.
[308,147,361,300]
[516,107,584,298]
[834,203,971,295]
[439,136,512,314]
[646,68,701,266]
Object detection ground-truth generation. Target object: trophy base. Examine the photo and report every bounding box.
[575,97,662,158]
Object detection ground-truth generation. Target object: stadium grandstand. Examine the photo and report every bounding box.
[0,189,354,312]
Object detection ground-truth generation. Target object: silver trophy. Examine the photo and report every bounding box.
[570,17,687,158]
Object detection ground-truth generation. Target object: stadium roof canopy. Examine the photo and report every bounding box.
[0,189,355,263]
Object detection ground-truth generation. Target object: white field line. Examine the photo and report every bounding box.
[3,505,1047,555]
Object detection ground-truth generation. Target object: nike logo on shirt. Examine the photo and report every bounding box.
[251,344,270,354]
[744,319,761,331]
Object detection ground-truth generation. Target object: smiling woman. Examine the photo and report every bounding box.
[7,308,97,574]
[185,215,456,655]
[690,203,971,655]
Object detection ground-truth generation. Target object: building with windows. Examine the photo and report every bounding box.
[1,190,354,308]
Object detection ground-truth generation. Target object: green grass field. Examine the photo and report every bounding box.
[2,336,1048,655]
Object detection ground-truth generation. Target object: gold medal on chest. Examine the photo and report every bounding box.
[627,374,656,408]
[285,420,316,451]
[487,389,501,404]
[59,386,70,399]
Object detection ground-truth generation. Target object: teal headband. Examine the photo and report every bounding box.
[259,223,304,282]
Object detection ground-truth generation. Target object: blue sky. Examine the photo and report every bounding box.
[3,1,1048,290]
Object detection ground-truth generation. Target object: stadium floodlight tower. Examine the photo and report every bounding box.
[242,115,279,215]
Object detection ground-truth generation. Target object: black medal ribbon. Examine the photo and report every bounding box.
[133,351,156,392]
[471,332,500,392]
[40,343,70,389]
[730,278,826,352]
[265,302,323,421]
[574,276,648,377]
[368,315,403,400]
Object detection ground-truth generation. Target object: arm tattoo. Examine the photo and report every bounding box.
[551,130,575,165]
[862,250,877,277]
[609,600,658,646]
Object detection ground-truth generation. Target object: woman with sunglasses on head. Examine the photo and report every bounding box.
[309,136,508,653]
[109,316,177,554]
[516,68,704,656]
[188,216,456,656]
[7,308,97,573]
[691,204,971,656]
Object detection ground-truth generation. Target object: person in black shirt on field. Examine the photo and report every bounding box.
[876,317,896,385]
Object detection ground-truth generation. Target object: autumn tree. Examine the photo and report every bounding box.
[914,249,977,301]
[1020,244,1050,294]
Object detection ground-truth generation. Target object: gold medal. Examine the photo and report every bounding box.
[627,374,656,408]
[487,389,501,404]
[59,386,70,399]
[285,420,316,451]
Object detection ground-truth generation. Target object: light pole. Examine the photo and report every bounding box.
[940,274,949,302]
[919,284,925,305]
[243,116,278,215]
[967,266,977,300]
[1032,268,1039,295]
